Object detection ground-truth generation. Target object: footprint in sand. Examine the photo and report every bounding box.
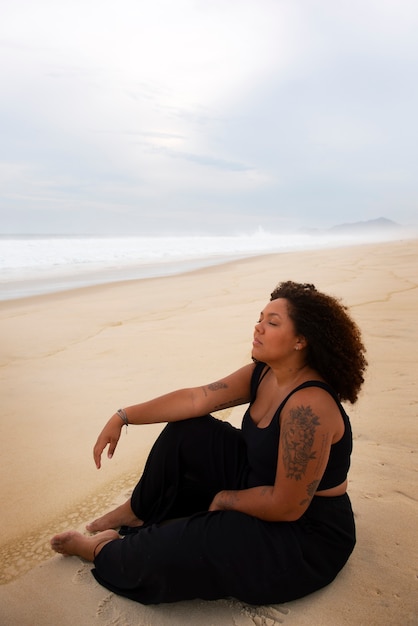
[96,593,127,624]
[72,564,93,585]
[243,603,290,625]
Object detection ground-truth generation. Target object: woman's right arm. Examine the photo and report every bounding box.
[93,363,254,468]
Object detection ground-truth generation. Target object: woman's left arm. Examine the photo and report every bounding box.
[209,388,342,521]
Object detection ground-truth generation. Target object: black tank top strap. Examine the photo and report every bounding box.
[276,380,343,415]
[250,362,271,403]
[250,366,344,415]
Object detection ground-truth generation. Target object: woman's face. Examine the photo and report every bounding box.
[252,298,302,365]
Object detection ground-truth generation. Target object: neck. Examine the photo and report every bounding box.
[271,361,312,390]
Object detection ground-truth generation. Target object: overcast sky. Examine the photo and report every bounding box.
[1,0,417,235]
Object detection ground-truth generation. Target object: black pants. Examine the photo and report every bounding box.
[93,415,356,605]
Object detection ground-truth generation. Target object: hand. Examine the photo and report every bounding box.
[93,414,123,469]
[208,490,227,512]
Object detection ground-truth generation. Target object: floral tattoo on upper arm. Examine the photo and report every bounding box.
[282,405,320,480]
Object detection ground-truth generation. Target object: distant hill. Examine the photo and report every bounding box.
[329,217,404,233]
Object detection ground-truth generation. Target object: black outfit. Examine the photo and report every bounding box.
[93,363,356,605]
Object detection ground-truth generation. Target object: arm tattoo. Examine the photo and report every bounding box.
[213,397,247,410]
[282,404,320,480]
[207,381,228,391]
[306,479,320,498]
[299,479,320,506]
[203,381,228,396]
[203,382,246,410]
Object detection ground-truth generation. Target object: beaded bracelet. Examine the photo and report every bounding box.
[117,408,129,433]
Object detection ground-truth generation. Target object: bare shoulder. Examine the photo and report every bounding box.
[281,384,344,440]
[287,383,339,409]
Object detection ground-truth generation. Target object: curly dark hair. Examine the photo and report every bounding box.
[270,281,367,403]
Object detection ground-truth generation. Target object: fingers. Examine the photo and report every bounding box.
[93,415,122,469]
[93,437,119,469]
[107,439,118,460]
[93,439,112,469]
[93,442,103,469]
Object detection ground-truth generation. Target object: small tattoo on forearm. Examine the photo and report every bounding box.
[307,479,320,497]
[213,397,246,411]
[299,479,320,506]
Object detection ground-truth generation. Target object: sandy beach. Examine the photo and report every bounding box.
[0,239,417,625]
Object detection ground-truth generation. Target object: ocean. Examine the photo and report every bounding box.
[0,229,407,300]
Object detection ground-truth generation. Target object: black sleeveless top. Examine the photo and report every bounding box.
[241,362,353,490]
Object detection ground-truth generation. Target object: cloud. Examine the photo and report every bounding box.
[1,0,418,233]
[148,146,253,172]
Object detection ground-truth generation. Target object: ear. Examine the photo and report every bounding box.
[295,336,307,351]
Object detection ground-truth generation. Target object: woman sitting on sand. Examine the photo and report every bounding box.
[51,280,367,606]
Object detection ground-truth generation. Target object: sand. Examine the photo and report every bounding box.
[0,239,417,625]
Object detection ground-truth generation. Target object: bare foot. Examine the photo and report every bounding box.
[50,529,119,562]
[86,499,143,533]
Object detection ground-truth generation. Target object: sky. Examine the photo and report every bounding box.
[1,0,418,235]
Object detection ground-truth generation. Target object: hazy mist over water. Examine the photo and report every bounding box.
[0,222,413,300]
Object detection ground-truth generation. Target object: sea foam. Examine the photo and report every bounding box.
[0,229,407,300]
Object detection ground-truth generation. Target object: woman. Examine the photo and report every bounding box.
[51,281,367,605]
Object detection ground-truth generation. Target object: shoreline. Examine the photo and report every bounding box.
[1,239,417,625]
[0,253,255,302]
[1,234,415,302]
